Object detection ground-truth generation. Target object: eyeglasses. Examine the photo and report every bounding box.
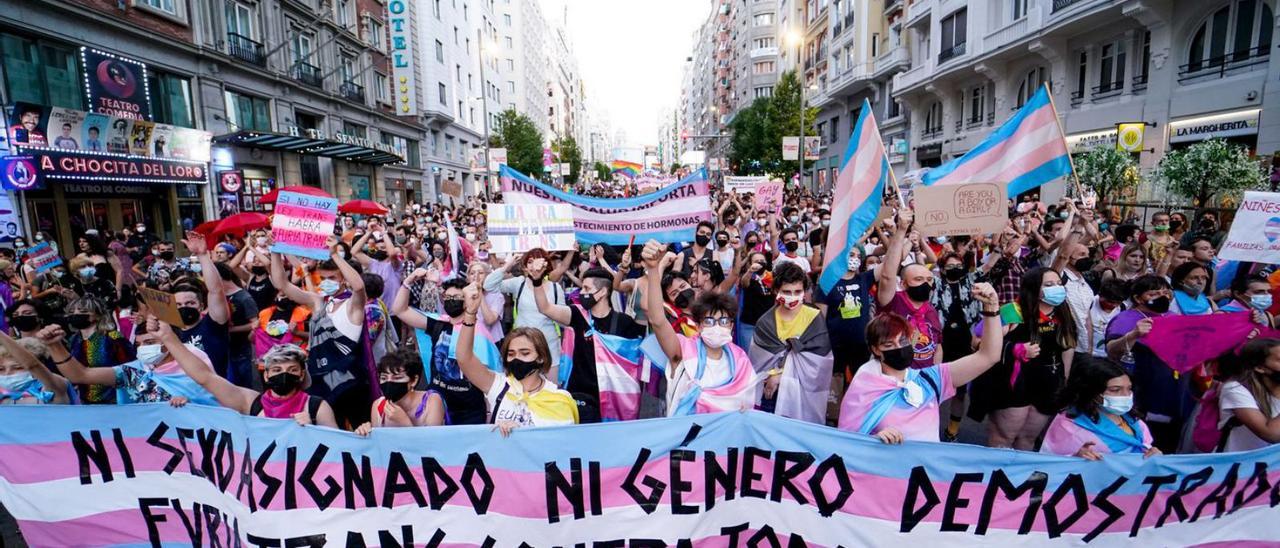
[700,317,733,328]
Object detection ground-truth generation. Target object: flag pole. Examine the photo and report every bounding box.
[1042,83,1086,198]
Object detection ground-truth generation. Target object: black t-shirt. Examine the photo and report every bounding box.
[740,275,773,326]
[246,274,278,311]
[566,306,645,404]
[227,289,258,356]
[179,314,230,378]
[820,271,875,346]
[676,246,709,274]
[421,316,487,425]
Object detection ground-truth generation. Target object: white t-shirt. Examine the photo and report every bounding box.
[1218,380,1280,452]
[774,254,811,273]
[484,372,577,428]
[1084,299,1123,357]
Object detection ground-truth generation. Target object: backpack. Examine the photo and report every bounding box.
[1189,383,1243,453]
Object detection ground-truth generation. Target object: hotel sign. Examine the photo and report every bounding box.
[387,0,418,116]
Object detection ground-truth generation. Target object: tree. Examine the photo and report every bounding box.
[768,70,819,179]
[1156,138,1265,207]
[1074,147,1142,206]
[490,109,544,178]
[668,162,680,174]
[726,70,817,177]
[593,161,610,182]
[552,136,583,184]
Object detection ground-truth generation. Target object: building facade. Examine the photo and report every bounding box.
[890,0,1278,200]
[0,0,420,254]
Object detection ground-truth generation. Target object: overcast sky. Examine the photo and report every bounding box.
[543,0,709,148]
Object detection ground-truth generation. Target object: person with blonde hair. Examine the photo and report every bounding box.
[0,331,69,404]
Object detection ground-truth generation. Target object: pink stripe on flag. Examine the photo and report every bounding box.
[929,107,1059,186]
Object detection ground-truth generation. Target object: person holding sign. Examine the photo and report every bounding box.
[269,235,371,430]
[1041,358,1159,460]
[456,283,579,434]
[837,284,1002,444]
[642,240,759,416]
[160,322,338,428]
[171,233,232,381]
[876,208,942,370]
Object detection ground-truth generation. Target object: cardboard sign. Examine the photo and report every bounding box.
[441,179,463,198]
[1219,191,1280,264]
[486,203,576,254]
[913,182,1008,237]
[753,180,783,213]
[782,136,800,161]
[270,190,338,260]
[24,242,61,273]
[138,287,185,328]
[724,176,767,194]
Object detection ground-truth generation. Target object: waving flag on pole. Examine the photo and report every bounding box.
[921,84,1074,196]
[610,160,642,179]
[819,99,890,295]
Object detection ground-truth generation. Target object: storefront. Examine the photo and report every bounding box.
[1066,128,1119,154]
[1168,108,1261,153]
[916,143,942,168]
[3,101,211,250]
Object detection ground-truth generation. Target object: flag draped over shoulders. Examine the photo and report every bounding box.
[748,307,834,424]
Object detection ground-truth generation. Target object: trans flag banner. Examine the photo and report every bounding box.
[500,165,713,246]
[1,405,1278,546]
[921,85,1074,197]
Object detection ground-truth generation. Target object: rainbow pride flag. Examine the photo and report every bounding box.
[610,160,642,179]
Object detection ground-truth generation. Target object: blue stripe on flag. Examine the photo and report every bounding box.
[818,99,887,295]
[921,86,1052,186]
[1007,154,1074,197]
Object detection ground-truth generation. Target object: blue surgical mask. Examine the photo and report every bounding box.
[78,267,96,279]
[1042,285,1068,307]
[1102,394,1133,415]
[0,371,37,394]
[318,279,341,296]
[136,344,165,366]
[1251,294,1273,311]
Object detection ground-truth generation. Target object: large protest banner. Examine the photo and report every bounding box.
[1219,191,1280,264]
[270,190,338,260]
[1,405,1277,547]
[501,165,713,245]
[724,175,767,194]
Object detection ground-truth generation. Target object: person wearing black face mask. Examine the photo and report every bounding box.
[456,283,580,434]
[930,253,985,441]
[391,274,491,425]
[674,221,717,275]
[63,295,136,404]
[876,208,943,369]
[1104,274,1188,453]
[159,328,338,427]
[352,220,404,307]
[354,348,447,435]
[837,284,1002,444]
[534,268,645,422]
[6,299,46,340]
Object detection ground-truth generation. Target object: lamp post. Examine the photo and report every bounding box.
[476,28,494,201]
[785,29,806,189]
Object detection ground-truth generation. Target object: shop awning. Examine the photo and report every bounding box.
[213,130,404,165]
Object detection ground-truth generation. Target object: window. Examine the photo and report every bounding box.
[507,80,515,93]
[939,9,967,61]
[871,33,880,58]
[753,61,775,74]
[753,86,773,98]
[1098,41,1126,92]
[454,27,459,45]
[0,35,83,109]
[138,0,178,16]
[336,0,355,29]
[753,13,774,27]
[1016,66,1048,107]
[458,100,464,119]
[405,139,421,167]
[225,1,255,39]
[339,54,356,83]
[1011,0,1028,21]
[342,121,366,138]
[1187,0,1273,73]
[434,0,441,19]
[924,101,942,133]
[456,64,462,83]
[1137,31,1151,87]
[1074,51,1088,99]
[968,85,986,124]
[364,18,385,50]
[505,36,513,48]
[148,71,194,127]
[224,90,271,131]
[439,82,447,104]
[829,115,839,144]
[754,37,775,49]
[435,40,444,62]
[292,32,314,64]
[375,72,389,103]
[504,14,511,25]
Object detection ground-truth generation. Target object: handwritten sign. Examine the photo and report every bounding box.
[1219,191,1280,264]
[441,179,463,199]
[753,180,783,213]
[270,190,337,260]
[913,182,1008,238]
[724,176,767,194]
[486,204,576,254]
[137,287,185,328]
[23,242,61,273]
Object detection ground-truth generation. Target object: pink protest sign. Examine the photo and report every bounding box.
[753,180,783,213]
[270,190,338,260]
[1144,312,1257,372]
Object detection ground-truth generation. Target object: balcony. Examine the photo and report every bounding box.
[1052,0,1096,13]
[985,16,1030,52]
[292,61,323,88]
[340,80,365,103]
[895,61,932,91]
[226,32,265,66]
[1131,74,1148,93]
[1090,82,1123,101]
[1178,47,1270,83]
[1069,90,1084,106]
[832,21,843,37]
[750,46,778,59]
[873,45,909,77]
[920,127,943,140]
[905,0,933,27]
[939,42,966,63]
[884,0,903,14]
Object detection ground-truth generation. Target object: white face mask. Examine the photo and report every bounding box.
[136,344,165,366]
[1102,394,1134,415]
[700,325,732,349]
[847,257,861,272]
[0,371,36,393]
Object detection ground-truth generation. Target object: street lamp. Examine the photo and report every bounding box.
[784,29,811,189]
[476,29,501,201]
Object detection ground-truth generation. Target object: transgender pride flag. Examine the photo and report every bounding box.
[921,84,1073,197]
[819,99,890,295]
